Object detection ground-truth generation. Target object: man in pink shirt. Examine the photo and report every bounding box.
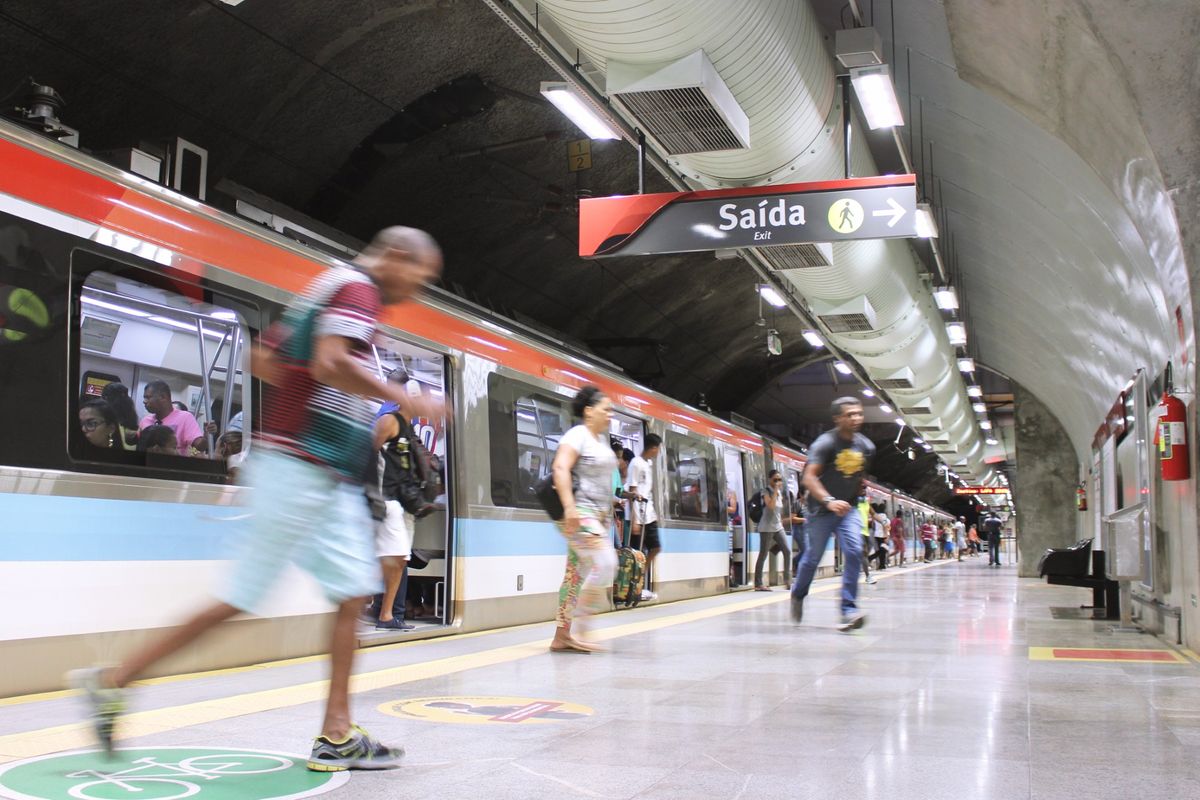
[139,380,204,456]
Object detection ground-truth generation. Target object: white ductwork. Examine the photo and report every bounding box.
[530,0,986,476]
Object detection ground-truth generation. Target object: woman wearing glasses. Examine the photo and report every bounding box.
[78,399,121,451]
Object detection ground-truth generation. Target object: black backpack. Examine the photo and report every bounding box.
[381,415,437,518]
[747,490,765,525]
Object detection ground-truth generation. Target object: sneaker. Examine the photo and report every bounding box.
[307,724,404,771]
[789,595,804,624]
[375,618,415,631]
[640,590,657,601]
[68,667,126,756]
[837,611,867,632]
[865,575,878,585]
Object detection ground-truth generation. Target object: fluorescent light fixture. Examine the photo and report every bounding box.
[540,82,620,140]
[211,310,239,321]
[759,285,786,308]
[849,64,904,129]
[860,388,875,397]
[833,361,853,375]
[972,403,987,414]
[802,330,824,348]
[979,420,993,430]
[923,444,933,451]
[894,417,906,426]
[81,296,151,318]
[945,322,967,346]
[915,203,938,238]
[933,286,959,310]
[957,357,975,373]
[967,385,983,398]
[986,438,1000,445]
[879,404,894,413]
[913,437,925,444]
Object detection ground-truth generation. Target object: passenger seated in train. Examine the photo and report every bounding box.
[78,399,122,452]
[138,424,178,456]
[100,383,140,450]
[215,431,245,482]
[138,380,204,456]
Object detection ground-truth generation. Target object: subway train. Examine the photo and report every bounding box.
[0,119,954,695]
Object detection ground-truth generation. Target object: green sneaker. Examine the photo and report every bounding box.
[306,725,404,772]
[68,667,126,756]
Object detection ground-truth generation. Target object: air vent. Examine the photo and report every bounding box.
[914,422,943,434]
[609,50,749,155]
[810,296,877,334]
[876,366,914,389]
[900,402,932,416]
[757,242,832,270]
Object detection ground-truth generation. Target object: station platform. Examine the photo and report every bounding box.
[1,559,1198,800]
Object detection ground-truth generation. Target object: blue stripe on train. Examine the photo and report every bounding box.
[0,495,732,561]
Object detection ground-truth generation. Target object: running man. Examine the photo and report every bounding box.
[791,397,875,630]
[71,227,444,771]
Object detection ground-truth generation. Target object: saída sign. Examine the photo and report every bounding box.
[579,175,917,258]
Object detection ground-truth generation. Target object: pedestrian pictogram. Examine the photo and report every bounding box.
[0,747,347,800]
[378,695,594,725]
[828,198,864,233]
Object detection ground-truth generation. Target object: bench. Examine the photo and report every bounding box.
[1037,538,1119,619]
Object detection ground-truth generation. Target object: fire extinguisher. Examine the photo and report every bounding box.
[1076,483,1087,511]
[1157,390,1190,481]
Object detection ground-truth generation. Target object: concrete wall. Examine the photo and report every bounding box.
[1013,384,1080,577]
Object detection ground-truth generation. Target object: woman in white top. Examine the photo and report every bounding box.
[550,386,619,653]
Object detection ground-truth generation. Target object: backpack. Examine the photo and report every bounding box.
[747,490,765,525]
[382,415,436,518]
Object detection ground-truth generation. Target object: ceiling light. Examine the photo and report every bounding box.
[802,330,824,348]
[879,404,893,413]
[933,286,959,310]
[972,403,987,414]
[833,361,853,375]
[957,357,975,373]
[923,444,933,451]
[861,387,875,397]
[980,420,993,430]
[967,385,983,398]
[849,64,904,129]
[540,82,620,140]
[211,310,239,321]
[759,285,787,308]
[946,322,967,346]
[915,203,938,238]
[81,296,151,318]
[894,417,906,426]
[913,437,925,444]
[986,438,999,446]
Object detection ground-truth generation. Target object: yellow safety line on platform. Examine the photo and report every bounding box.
[0,559,949,761]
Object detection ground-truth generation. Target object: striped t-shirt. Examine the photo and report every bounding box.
[259,267,382,480]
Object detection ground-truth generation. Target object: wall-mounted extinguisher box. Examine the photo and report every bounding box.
[1076,483,1088,511]
[1156,392,1190,481]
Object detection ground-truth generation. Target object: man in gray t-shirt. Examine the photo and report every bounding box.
[791,397,876,631]
[754,470,802,590]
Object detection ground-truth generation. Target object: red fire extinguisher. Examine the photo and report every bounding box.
[1157,391,1190,481]
[1076,483,1087,511]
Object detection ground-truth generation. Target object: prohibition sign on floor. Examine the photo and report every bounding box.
[0,747,348,800]
[378,696,594,725]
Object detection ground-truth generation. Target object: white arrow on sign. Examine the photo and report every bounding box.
[872,197,906,228]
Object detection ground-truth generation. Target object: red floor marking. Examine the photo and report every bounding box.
[491,702,561,722]
[1051,648,1178,662]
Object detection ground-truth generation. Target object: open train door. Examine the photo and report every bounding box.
[723,445,748,587]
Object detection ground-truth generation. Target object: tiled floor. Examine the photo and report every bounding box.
[2,557,1199,799]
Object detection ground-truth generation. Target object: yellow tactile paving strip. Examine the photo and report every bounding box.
[0,559,947,762]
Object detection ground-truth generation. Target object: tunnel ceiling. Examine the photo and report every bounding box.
[1,0,1193,503]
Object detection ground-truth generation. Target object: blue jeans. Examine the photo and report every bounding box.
[792,509,862,615]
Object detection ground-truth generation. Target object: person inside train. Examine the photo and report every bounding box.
[139,380,204,456]
[72,225,445,771]
[626,433,662,601]
[101,383,140,450]
[549,385,619,654]
[138,424,178,456]
[611,440,632,544]
[872,504,890,571]
[215,431,245,482]
[78,399,121,452]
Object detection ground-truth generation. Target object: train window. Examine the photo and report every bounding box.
[487,373,571,509]
[70,264,250,480]
[609,409,644,456]
[665,431,720,522]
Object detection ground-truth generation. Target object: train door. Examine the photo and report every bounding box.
[723,446,748,586]
[609,410,645,548]
[367,335,451,639]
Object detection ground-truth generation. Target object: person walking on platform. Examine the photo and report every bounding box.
[754,470,798,590]
[70,227,444,771]
[953,516,967,562]
[873,505,890,571]
[625,434,662,601]
[889,512,906,566]
[982,510,1003,566]
[549,386,620,653]
[858,497,877,584]
[791,397,875,631]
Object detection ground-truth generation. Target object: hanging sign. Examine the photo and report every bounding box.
[579,174,917,258]
[954,487,1010,495]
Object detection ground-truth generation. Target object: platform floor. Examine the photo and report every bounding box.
[2,557,1199,800]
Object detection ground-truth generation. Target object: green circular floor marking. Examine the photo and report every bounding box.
[0,747,348,800]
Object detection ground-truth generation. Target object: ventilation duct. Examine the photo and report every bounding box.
[810,295,877,333]
[914,420,943,434]
[758,242,832,270]
[899,397,933,416]
[608,50,750,155]
[523,0,986,477]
